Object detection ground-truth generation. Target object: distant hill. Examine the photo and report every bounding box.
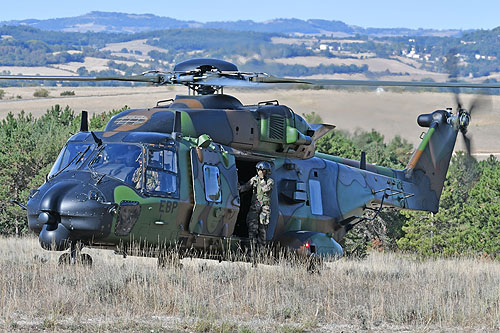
[0,11,463,37]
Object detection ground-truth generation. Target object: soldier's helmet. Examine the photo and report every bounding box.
[256,161,272,173]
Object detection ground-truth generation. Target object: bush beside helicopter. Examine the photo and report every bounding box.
[6,58,498,266]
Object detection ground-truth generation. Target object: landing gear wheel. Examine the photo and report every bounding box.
[58,252,93,266]
[78,253,93,267]
[58,252,71,265]
[306,256,323,274]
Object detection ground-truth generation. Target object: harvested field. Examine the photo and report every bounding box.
[53,56,146,74]
[0,237,499,332]
[102,39,171,62]
[271,56,441,76]
[0,66,75,76]
[0,86,499,157]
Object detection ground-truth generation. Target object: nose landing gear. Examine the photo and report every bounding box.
[58,242,93,266]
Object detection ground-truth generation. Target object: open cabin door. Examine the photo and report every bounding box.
[188,147,240,237]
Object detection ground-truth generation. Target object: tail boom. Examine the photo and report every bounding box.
[404,110,459,212]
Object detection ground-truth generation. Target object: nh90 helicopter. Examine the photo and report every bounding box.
[6,58,499,265]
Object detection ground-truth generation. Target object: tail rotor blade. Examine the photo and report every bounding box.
[467,95,491,116]
[454,93,463,112]
[462,133,472,157]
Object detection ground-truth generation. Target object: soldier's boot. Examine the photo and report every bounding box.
[257,223,267,247]
[256,223,270,263]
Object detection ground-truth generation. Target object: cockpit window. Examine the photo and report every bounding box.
[309,179,323,215]
[48,143,94,179]
[164,150,177,174]
[203,164,221,202]
[144,147,178,195]
[49,142,178,194]
[87,144,142,186]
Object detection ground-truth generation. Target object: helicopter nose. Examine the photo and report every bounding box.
[27,171,116,250]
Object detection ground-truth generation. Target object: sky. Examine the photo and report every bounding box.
[2,0,500,30]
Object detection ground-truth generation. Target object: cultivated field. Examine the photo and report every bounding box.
[102,39,170,62]
[0,237,499,332]
[0,86,499,157]
[272,56,444,77]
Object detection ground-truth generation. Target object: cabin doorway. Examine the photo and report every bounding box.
[233,159,258,237]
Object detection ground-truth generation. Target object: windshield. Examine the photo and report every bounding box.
[48,143,94,179]
[87,144,142,186]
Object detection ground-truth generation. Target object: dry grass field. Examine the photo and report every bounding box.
[0,237,499,332]
[1,86,499,157]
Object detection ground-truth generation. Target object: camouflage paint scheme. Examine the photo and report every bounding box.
[26,94,459,259]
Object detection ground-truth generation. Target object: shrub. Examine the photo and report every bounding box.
[33,88,49,98]
[60,91,75,96]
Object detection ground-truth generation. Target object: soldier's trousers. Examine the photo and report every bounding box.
[247,201,270,246]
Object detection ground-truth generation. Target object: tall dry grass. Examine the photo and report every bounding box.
[0,236,499,332]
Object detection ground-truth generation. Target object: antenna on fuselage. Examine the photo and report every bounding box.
[171,111,182,140]
[360,151,367,170]
[80,111,89,132]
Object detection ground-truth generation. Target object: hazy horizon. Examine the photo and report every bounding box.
[1,0,499,30]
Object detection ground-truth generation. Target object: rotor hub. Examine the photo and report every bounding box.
[459,110,470,132]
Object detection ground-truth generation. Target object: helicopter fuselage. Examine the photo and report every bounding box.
[26,94,460,259]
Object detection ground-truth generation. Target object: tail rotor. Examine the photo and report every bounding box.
[454,93,491,157]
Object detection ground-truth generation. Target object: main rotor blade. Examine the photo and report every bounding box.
[251,75,310,84]
[1,72,500,90]
[0,74,164,84]
[462,132,472,157]
[302,78,500,89]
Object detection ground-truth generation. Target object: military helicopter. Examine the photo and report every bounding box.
[5,58,500,266]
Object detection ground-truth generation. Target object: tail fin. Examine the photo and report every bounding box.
[405,110,458,212]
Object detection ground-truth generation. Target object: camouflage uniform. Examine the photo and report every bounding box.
[132,164,159,191]
[241,174,274,246]
[132,165,143,189]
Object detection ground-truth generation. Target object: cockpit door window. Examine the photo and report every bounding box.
[144,147,178,196]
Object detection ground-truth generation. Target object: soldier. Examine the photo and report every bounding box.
[132,151,160,191]
[132,154,143,189]
[239,161,274,247]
